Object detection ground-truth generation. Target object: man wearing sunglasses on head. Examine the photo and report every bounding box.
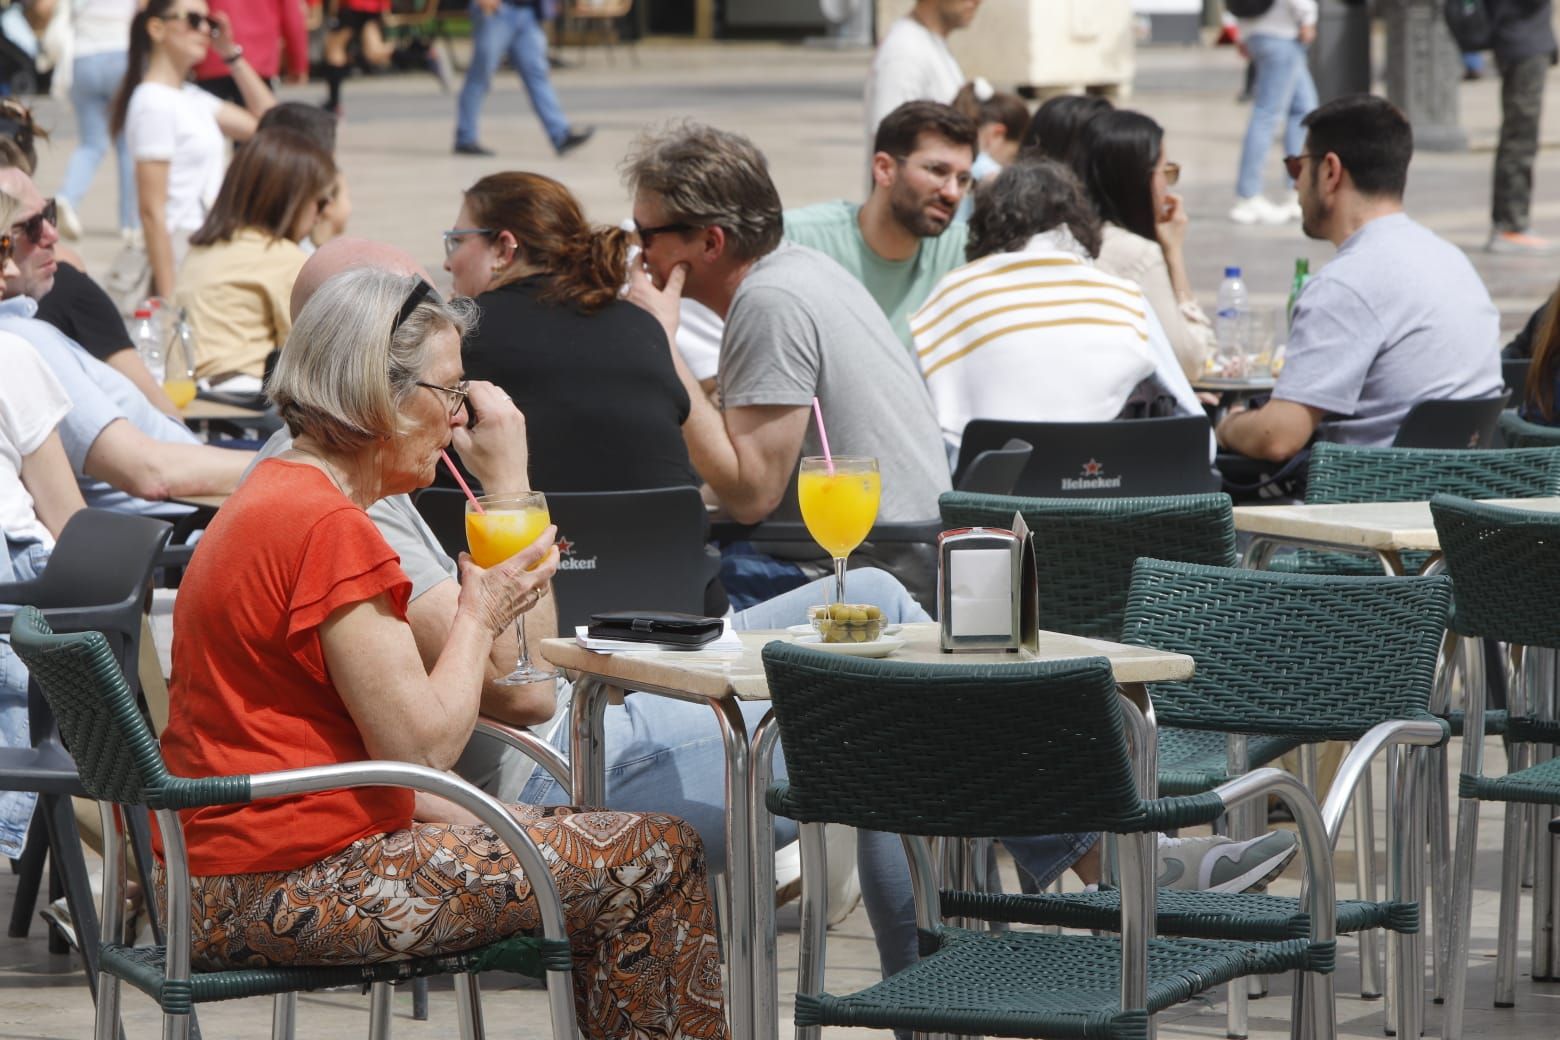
[0,169,252,516]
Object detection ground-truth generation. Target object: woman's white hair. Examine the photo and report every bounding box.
[269,268,478,450]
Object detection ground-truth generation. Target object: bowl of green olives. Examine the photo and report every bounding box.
[807,603,886,643]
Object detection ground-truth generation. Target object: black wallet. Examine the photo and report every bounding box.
[586,611,724,647]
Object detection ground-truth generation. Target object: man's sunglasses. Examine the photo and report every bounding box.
[11,198,55,245]
[160,11,216,34]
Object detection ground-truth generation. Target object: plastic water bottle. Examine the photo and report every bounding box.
[131,307,165,382]
[1215,266,1248,353]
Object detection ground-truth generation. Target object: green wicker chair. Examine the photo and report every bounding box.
[1496,411,1560,449]
[938,492,1299,803]
[1263,442,1560,578]
[958,559,1453,1040]
[761,642,1340,1040]
[1432,494,1560,1037]
[8,608,579,1040]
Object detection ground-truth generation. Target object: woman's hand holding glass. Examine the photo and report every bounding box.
[456,522,559,641]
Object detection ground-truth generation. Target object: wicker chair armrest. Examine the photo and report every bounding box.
[1212,766,1336,947]
[1139,791,1228,831]
[473,717,572,788]
[244,763,574,973]
[1319,717,1449,844]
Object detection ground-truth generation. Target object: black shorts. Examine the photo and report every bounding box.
[328,9,383,33]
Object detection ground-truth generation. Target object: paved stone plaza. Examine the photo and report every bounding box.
[5,33,1560,1039]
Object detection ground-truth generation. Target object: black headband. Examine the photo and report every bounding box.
[393,278,438,332]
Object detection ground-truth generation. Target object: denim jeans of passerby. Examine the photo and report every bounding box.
[517,568,1092,981]
[1235,34,1319,200]
[0,538,47,859]
[60,49,137,231]
[455,0,570,150]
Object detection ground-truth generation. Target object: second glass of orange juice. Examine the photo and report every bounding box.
[466,491,557,685]
[798,456,880,604]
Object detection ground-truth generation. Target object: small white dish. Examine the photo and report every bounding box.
[786,623,901,637]
[791,634,906,659]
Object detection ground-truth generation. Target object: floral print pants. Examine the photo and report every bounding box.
[158,803,728,1039]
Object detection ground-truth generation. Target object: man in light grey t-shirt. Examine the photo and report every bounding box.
[622,123,951,544]
[1218,95,1503,463]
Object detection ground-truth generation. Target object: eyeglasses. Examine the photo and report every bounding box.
[10,198,55,246]
[892,156,975,192]
[160,10,215,33]
[1283,153,1313,180]
[442,227,494,258]
[415,380,470,418]
[1161,160,1181,186]
[634,220,699,247]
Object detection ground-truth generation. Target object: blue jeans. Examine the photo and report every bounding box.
[1235,34,1319,200]
[516,568,1090,979]
[455,1,570,149]
[60,50,137,231]
[0,538,48,859]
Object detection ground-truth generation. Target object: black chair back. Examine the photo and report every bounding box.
[955,417,1218,499]
[415,486,712,633]
[1503,358,1532,395]
[951,438,1033,495]
[1391,392,1511,449]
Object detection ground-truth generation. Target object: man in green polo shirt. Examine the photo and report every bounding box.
[784,100,977,355]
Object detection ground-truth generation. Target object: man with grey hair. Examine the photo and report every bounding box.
[624,121,951,607]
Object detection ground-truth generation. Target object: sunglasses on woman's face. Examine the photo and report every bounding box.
[11,198,55,246]
[162,10,215,34]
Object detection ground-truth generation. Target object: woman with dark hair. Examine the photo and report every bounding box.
[112,0,275,302]
[444,171,698,494]
[1521,288,1560,424]
[1079,108,1216,382]
[1019,93,1112,171]
[174,127,336,388]
[913,157,1201,454]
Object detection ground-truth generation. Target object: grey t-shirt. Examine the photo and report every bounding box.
[719,243,952,525]
[1275,213,1503,446]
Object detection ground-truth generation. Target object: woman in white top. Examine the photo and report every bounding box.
[110,0,274,301]
[1079,109,1217,382]
[913,158,1175,457]
[56,0,139,241]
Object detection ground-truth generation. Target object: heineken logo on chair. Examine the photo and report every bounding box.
[555,535,598,571]
[1061,458,1123,491]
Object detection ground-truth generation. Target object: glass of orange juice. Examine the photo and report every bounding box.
[798,456,880,605]
[466,491,557,685]
[162,316,197,410]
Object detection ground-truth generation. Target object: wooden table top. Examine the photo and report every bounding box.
[180,399,268,422]
[1234,497,1560,552]
[1192,374,1277,393]
[539,621,1195,702]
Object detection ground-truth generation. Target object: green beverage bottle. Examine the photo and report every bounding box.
[1286,258,1310,330]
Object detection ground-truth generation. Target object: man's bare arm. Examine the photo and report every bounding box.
[1215,399,1326,463]
[82,419,253,501]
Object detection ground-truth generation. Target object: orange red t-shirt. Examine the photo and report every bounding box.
[156,459,414,876]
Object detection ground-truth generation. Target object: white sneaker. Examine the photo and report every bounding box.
[1229,195,1288,226]
[55,197,82,240]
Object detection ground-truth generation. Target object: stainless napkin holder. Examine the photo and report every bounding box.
[937,512,1038,653]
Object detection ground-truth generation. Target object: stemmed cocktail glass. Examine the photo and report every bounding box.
[798,456,881,604]
[465,491,558,685]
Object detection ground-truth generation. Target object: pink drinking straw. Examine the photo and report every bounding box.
[441,450,484,513]
[811,396,835,475]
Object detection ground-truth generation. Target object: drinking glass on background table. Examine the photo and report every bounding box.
[465,491,558,685]
[798,455,880,605]
[162,313,197,409]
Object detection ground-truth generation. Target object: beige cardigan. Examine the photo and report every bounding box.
[1095,224,1216,382]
